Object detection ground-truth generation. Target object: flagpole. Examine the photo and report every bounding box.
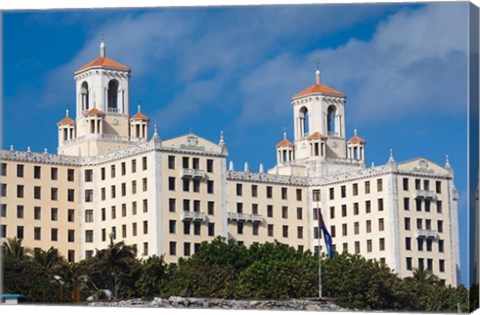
[317,204,322,298]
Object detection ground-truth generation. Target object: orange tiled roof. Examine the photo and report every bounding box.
[130,112,150,121]
[293,83,345,99]
[307,131,327,140]
[57,116,75,125]
[276,139,294,148]
[84,107,105,116]
[76,56,129,73]
[348,135,366,144]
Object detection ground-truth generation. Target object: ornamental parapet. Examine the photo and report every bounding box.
[227,212,263,223]
[226,170,307,186]
[180,168,206,179]
[414,189,437,200]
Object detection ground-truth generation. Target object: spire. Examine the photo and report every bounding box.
[315,58,321,84]
[244,162,249,172]
[219,130,225,146]
[445,154,452,169]
[259,163,264,173]
[354,128,357,137]
[229,161,234,171]
[388,148,396,165]
[100,34,106,57]
[66,104,69,118]
[152,124,160,140]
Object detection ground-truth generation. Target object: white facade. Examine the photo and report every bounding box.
[0,43,460,286]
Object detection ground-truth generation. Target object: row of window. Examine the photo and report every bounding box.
[168,156,214,172]
[235,183,303,201]
[402,178,443,193]
[235,203,304,219]
[169,220,215,236]
[97,157,148,181]
[168,241,203,257]
[0,204,75,222]
[405,237,445,252]
[0,163,75,181]
[314,218,385,238]
[0,224,74,242]
[404,198,443,213]
[168,177,215,193]
[85,221,149,243]
[404,217,444,232]
[313,200,384,221]
[406,257,446,273]
[0,184,75,201]
[99,179,148,200]
[88,200,149,222]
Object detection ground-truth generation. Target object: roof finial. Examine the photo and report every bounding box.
[152,124,160,140]
[100,33,106,57]
[445,154,452,169]
[137,101,141,113]
[65,104,69,118]
[283,127,287,140]
[219,130,225,146]
[388,148,396,165]
[315,57,321,84]
[354,128,357,137]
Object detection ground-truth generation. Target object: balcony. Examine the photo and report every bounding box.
[414,190,437,200]
[227,212,263,223]
[182,211,207,222]
[415,229,438,239]
[180,168,206,179]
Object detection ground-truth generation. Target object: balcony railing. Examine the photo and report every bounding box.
[415,229,438,239]
[182,211,207,222]
[227,212,263,223]
[414,190,437,200]
[180,168,206,179]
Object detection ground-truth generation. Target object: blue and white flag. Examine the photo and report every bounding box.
[318,208,334,259]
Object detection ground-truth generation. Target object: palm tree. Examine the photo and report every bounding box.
[91,235,137,299]
[410,265,439,286]
[33,247,65,271]
[2,237,31,260]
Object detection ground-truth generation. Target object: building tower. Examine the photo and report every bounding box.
[290,69,347,162]
[57,107,76,145]
[58,40,148,156]
[347,129,366,162]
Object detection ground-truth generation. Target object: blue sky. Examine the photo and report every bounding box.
[2,3,470,285]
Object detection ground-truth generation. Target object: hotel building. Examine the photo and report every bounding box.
[0,41,460,286]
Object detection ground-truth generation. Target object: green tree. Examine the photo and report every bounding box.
[33,247,65,271]
[2,237,31,260]
[135,255,168,298]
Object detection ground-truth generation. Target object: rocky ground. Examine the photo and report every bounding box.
[89,296,349,311]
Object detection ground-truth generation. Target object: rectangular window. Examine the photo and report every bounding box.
[366,220,372,233]
[236,183,243,196]
[142,157,147,170]
[379,238,385,251]
[342,223,347,236]
[194,200,201,212]
[252,203,258,215]
[436,181,442,194]
[341,185,346,198]
[143,220,148,234]
[192,158,199,170]
[377,179,383,192]
[313,227,319,239]
[17,226,24,239]
[101,167,106,180]
[437,200,443,213]
[51,208,58,221]
[313,189,321,202]
[416,199,422,211]
[439,259,445,272]
[0,163,6,176]
[236,202,243,214]
[143,243,148,256]
[143,199,148,213]
[426,219,431,230]
[406,257,412,270]
[193,179,200,192]
[365,200,371,213]
[253,223,259,236]
[122,224,127,238]
[207,180,214,194]
[183,221,190,235]
[169,220,176,234]
[142,178,148,191]
[353,202,359,215]
[17,185,24,198]
[297,226,303,239]
[85,169,93,182]
[17,205,24,218]
[403,178,409,191]
[424,180,430,191]
[34,166,41,179]
[170,242,176,256]
[121,162,126,176]
[122,203,127,217]
[427,258,433,271]
[438,220,443,233]
[329,188,334,200]
[34,207,41,220]
[182,178,190,192]
[331,225,336,237]
[425,200,431,212]
[51,228,58,241]
[68,209,75,222]
[85,210,94,222]
[101,188,106,200]
[132,159,137,173]
[296,189,302,201]
[251,185,258,197]
[51,187,58,201]
[208,223,215,236]
[121,183,126,196]
[85,189,93,202]
[51,167,58,180]
[330,206,335,219]
[282,206,288,219]
[417,239,424,251]
[67,169,75,181]
[34,186,41,199]
[405,237,412,250]
[313,208,318,220]
[168,156,176,169]
[111,206,116,219]
[85,230,94,243]
[267,186,273,198]
[404,217,411,230]
[365,181,370,194]
[184,242,191,256]
[426,239,432,252]
[352,183,358,196]
[169,199,176,212]
[378,198,384,211]
[379,218,384,231]
[354,222,359,235]
[133,223,137,236]
[415,179,421,190]
[438,240,444,252]
[34,227,41,240]
[282,225,289,238]
[0,184,6,197]
[281,187,288,200]
[296,207,303,220]
[68,230,75,243]
[0,225,6,238]
[207,159,214,172]
[341,205,347,217]
[367,239,372,252]
[237,222,244,235]
[169,177,176,191]
[111,165,116,178]
[267,205,273,218]
[404,198,410,210]
[17,164,24,178]
[182,157,189,169]
[132,181,137,194]
[183,199,190,211]
[355,241,360,254]
[268,224,274,237]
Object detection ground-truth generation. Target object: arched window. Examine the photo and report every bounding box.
[299,107,309,137]
[108,80,119,112]
[81,81,89,111]
[327,105,336,136]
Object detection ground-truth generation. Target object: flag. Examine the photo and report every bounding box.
[318,208,334,259]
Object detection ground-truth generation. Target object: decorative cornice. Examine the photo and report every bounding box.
[226,170,307,186]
